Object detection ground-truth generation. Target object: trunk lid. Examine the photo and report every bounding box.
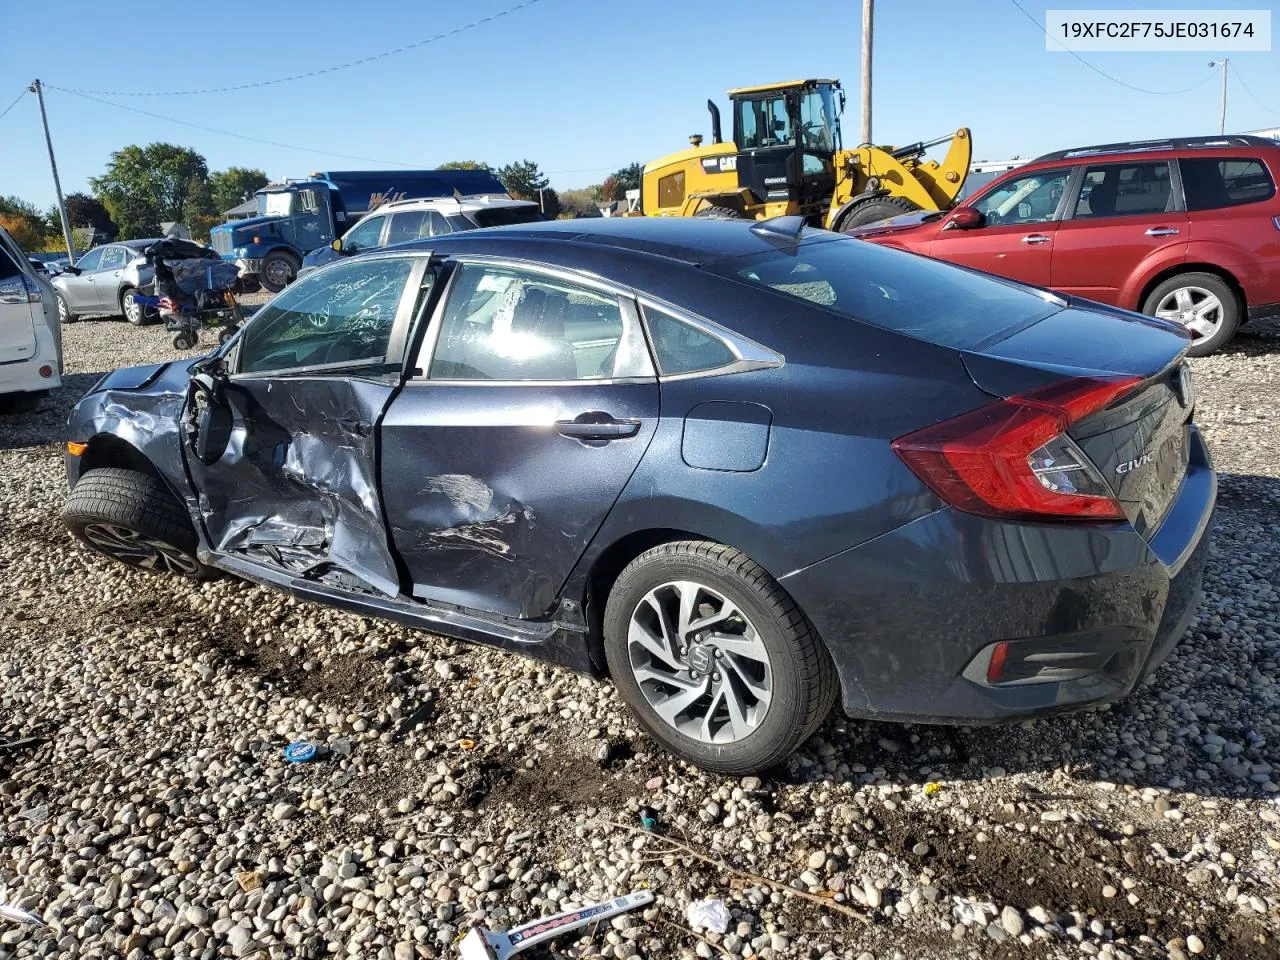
[962,302,1194,536]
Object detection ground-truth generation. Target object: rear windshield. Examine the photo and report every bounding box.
[716,236,1062,349]
[470,206,544,228]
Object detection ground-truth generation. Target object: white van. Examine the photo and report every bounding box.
[0,227,62,409]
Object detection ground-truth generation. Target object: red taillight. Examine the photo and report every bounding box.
[986,641,1010,683]
[892,376,1141,521]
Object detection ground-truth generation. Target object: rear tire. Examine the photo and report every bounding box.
[1141,272,1240,357]
[62,467,218,580]
[836,195,920,231]
[603,540,837,774]
[260,250,299,293]
[695,204,746,220]
[121,287,157,326]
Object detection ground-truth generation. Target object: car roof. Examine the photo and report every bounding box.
[1030,134,1278,166]
[412,217,830,266]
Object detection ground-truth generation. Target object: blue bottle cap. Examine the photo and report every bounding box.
[284,741,318,763]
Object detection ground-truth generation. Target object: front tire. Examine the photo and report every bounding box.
[55,292,76,324]
[836,195,920,232]
[121,287,157,326]
[1142,272,1240,356]
[62,467,218,580]
[603,541,837,774]
[260,250,299,293]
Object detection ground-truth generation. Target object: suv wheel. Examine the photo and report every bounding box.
[603,541,837,774]
[1142,272,1240,356]
[62,468,218,580]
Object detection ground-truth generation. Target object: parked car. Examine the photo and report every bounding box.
[298,195,544,276]
[61,218,1213,772]
[52,239,160,325]
[0,225,62,409]
[849,135,1280,355]
[52,239,222,326]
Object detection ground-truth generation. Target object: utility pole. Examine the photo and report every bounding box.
[28,79,76,265]
[1208,59,1228,135]
[860,0,874,145]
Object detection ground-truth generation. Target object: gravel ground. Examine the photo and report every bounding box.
[2,309,1280,960]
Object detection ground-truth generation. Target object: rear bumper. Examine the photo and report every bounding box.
[0,350,62,397]
[780,425,1215,724]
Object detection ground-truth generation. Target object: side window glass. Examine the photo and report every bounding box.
[386,211,429,245]
[1181,157,1276,210]
[75,248,104,272]
[428,212,453,237]
[343,216,385,252]
[238,257,414,374]
[643,305,737,375]
[1073,162,1171,218]
[99,247,126,270]
[429,264,651,381]
[972,170,1069,225]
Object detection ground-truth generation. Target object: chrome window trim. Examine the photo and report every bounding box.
[637,295,783,380]
[410,257,657,385]
[230,253,428,380]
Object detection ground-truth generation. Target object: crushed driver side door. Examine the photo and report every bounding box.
[183,252,431,595]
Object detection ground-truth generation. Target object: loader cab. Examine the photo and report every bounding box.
[730,80,843,211]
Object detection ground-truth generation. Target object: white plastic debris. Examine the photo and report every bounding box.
[0,903,44,926]
[952,896,998,926]
[686,898,732,934]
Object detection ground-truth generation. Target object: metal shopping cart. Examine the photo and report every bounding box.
[136,238,245,350]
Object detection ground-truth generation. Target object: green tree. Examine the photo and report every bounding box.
[439,160,491,171]
[557,187,602,219]
[48,192,117,239]
[182,176,218,242]
[91,143,209,238]
[599,163,644,201]
[208,167,268,213]
[496,159,549,202]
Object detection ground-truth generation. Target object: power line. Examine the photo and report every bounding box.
[1009,0,1215,96]
[49,86,419,167]
[1230,63,1280,116]
[50,0,543,98]
[0,87,27,123]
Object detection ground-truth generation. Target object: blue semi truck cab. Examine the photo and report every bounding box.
[209,169,510,292]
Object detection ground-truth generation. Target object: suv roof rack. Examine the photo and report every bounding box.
[1034,134,1278,163]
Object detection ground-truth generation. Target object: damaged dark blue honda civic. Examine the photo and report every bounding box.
[62,218,1214,773]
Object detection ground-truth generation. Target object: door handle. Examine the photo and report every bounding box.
[1145,227,1180,237]
[1021,234,1051,245]
[556,413,641,441]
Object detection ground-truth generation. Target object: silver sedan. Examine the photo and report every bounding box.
[51,240,160,325]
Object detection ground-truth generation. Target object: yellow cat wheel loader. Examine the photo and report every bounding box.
[639,79,972,231]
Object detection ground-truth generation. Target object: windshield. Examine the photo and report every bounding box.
[716,237,1062,350]
[799,85,837,153]
[259,192,294,217]
[469,205,544,228]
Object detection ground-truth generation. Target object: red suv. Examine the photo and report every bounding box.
[851,135,1280,355]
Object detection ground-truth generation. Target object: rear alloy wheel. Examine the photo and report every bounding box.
[62,467,218,580]
[1142,272,1240,356]
[121,287,156,326]
[603,541,837,774]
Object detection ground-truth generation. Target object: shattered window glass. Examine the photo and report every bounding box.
[238,257,414,373]
[430,264,651,381]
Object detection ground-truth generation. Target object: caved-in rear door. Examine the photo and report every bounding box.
[183,253,429,594]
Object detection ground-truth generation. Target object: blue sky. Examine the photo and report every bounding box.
[1,0,1277,211]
